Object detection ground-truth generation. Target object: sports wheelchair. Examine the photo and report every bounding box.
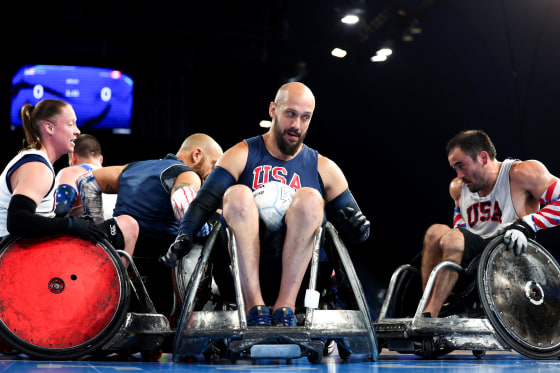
[374,235,560,359]
[0,234,173,360]
[172,221,378,363]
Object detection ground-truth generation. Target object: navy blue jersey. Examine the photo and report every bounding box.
[113,154,193,241]
[238,136,324,194]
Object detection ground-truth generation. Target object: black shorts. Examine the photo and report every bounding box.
[458,227,493,267]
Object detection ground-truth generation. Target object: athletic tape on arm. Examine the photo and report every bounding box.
[171,186,211,237]
[171,186,197,222]
[76,171,105,224]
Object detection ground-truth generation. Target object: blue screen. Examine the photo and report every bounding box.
[11,65,133,134]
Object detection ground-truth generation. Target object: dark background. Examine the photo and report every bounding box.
[4,0,560,309]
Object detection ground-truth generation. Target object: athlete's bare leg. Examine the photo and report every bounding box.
[273,187,324,312]
[222,184,265,314]
[114,215,139,268]
[421,224,465,317]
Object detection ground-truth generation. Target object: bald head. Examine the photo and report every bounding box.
[274,82,315,110]
[178,133,222,155]
[177,133,223,180]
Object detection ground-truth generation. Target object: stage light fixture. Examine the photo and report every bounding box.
[331,48,347,58]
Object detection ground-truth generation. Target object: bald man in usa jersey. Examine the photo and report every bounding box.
[161,82,371,327]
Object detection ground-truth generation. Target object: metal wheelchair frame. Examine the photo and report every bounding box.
[172,222,378,363]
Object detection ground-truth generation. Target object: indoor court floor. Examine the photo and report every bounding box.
[0,349,557,373]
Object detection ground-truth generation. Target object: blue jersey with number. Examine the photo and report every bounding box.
[113,154,193,241]
[237,136,324,194]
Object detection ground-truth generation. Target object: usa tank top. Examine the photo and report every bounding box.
[237,135,323,194]
[460,158,518,238]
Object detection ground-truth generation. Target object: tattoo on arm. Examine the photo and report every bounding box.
[172,182,193,194]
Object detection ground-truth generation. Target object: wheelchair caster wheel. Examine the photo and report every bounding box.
[472,350,486,358]
[422,337,435,358]
[307,349,323,364]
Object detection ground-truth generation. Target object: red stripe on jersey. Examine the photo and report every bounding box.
[531,181,560,230]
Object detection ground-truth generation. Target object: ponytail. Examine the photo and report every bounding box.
[20,103,39,150]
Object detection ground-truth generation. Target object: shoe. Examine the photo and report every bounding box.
[272,307,297,326]
[247,305,272,326]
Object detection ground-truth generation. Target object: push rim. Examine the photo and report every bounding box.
[478,236,560,359]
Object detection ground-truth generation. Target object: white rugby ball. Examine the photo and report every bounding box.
[253,181,295,231]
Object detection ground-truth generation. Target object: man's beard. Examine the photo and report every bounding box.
[463,176,483,193]
[273,121,306,156]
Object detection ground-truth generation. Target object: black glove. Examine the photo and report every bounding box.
[159,232,194,268]
[67,216,108,244]
[338,207,370,243]
[502,218,536,256]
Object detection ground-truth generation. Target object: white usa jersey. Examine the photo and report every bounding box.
[460,159,518,238]
[0,149,56,237]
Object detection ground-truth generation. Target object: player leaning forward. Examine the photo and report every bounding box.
[160,82,370,327]
[422,130,560,318]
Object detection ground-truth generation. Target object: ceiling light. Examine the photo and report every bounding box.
[370,55,387,62]
[377,48,392,56]
[341,14,360,25]
[331,48,347,58]
[259,120,272,128]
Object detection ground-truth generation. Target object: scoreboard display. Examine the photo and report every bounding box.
[10,65,134,134]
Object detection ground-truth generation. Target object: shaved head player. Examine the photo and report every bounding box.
[77,133,223,316]
[161,82,371,327]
